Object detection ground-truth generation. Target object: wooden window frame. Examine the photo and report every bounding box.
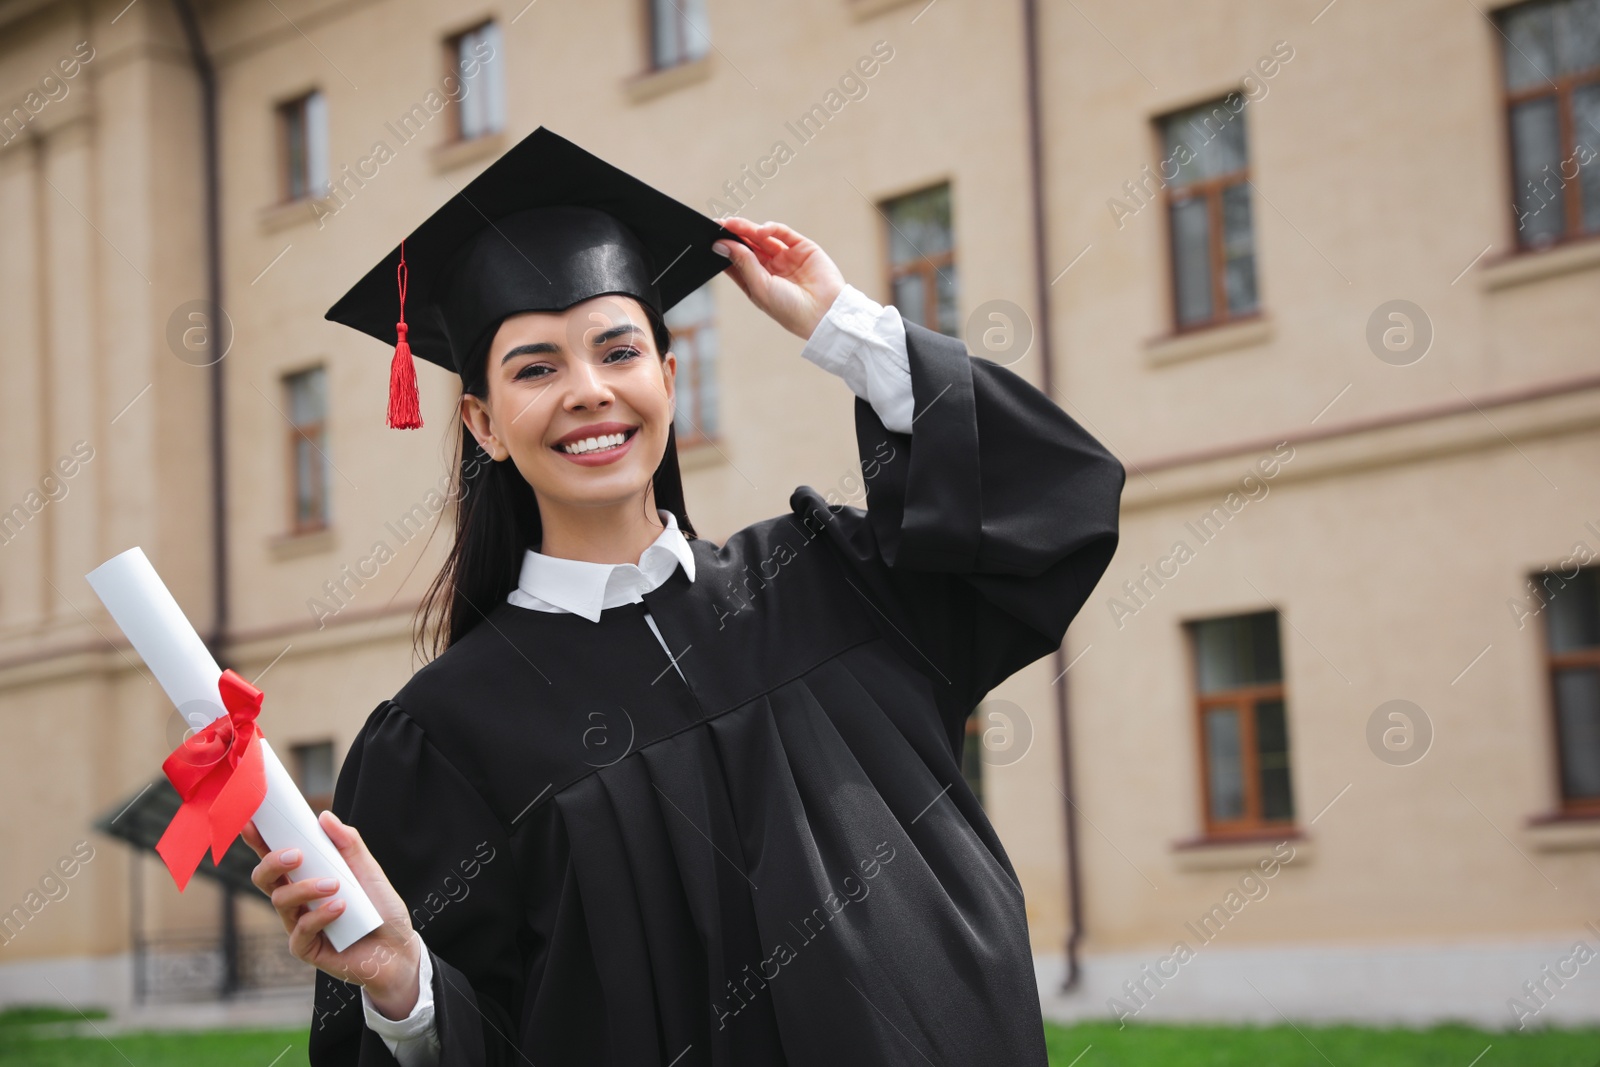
[275,92,316,204]
[670,317,714,447]
[1495,0,1600,254]
[1155,103,1261,336]
[284,366,330,536]
[1185,616,1295,840]
[644,0,704,73]
[879,182,957,335]
[1546,643,1600,816]
[1192,682,1293,838]
[443,21,499,143]
[291,739,337,816]
[1536,565,1600,817]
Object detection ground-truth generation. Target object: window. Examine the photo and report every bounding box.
[666,282,719,445]
[1158,97,1258,331]
[1497,0,1600,249]
[291,740,336,814]
[277,90,328,202]
[648,0,709,71]
[882,183,958,336]
[447,22,505,142]
[1544,565,1600,812]
[1188,611,1293,836]
[285,366,330,533]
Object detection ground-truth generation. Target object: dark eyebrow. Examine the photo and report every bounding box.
[591,323,646,345]
[499,323,646,365]
[501,341,558,364]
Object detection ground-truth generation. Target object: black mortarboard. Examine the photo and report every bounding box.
[325,126,750,429]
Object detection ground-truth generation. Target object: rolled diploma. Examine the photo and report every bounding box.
[87,546,382,952]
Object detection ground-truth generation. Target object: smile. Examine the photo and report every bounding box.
[553,425,640,465]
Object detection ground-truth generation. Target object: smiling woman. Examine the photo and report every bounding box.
[259,126,1125,1067]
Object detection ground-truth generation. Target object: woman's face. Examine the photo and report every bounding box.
[461,294,676,514]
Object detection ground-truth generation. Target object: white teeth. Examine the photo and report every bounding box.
[561,432,628,455]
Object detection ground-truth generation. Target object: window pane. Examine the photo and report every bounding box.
[458,24,504,139]
[1255,698,1294,821]
[481,23,506,132]
[1164,100,1248,189]
[1573,84,1600,232]
[1194,611,1283,693]
[1557,0,1600,76]
[683,0,710,61]
[283,102,308,201]
[1204,706,1245,822]
[1221,182,1258,315]
[1170,195,1213,326]
[1548,566,1600,652]
[1511,96,1567,244]
[295,438,320,524]
[1555,667,1600,799]
[293,741,336,796]
[892,272,927,330]
[935,263,960,337]
[287,366,327,425]
[304,91,328,197]
[652,0,677,66]
[1501,3,1558,91]
[885,185,953,265]
[666,284,717,441]
[652,0,708,67]
[672,333,700,439]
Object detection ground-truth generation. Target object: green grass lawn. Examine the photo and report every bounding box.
[0,1009,1593,1065]
[0,1008,307,1066]
[1043,1020,1600,1066]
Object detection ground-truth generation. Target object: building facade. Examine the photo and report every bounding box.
[0,0,1596,1030]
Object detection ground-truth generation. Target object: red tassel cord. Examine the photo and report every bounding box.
[387,241,423,429]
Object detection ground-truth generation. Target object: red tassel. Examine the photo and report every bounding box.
[387,242,423,430]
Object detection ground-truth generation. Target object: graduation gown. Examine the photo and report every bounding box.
[307,318,1124,1066]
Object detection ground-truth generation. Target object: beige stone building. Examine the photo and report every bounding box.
[1,0,1597,1032]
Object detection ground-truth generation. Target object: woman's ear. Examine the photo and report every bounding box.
[661,350,677,409]
[459,393,507,462]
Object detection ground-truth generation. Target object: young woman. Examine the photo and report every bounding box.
[245,129,1123,1067]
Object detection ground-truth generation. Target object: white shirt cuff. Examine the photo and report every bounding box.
[800,282,916,434]
[361,942,442,1067]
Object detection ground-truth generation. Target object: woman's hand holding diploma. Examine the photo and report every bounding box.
[714,217,846,341]
[243,811,425,1020]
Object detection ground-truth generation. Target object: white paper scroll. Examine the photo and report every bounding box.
[87,547,382,952]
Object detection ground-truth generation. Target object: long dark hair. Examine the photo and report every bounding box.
[415,302,694,660]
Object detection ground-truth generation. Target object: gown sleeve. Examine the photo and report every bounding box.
[795,315,1124,750]
[307,700,526,1067]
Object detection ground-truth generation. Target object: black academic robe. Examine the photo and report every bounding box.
[307,318,1124,1066]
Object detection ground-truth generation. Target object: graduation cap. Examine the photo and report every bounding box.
[325,126,750,429]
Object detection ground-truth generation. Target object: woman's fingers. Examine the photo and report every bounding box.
[270,874,340,921]
[249,846,302,896]
[752,220,810,249]
[288,895,347,961]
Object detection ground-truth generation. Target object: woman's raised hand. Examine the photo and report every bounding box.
[242,810,425,1020]
[714,217,846,343]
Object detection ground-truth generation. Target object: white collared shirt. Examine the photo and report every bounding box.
[510,509,697,680]
[362,281,913,1067]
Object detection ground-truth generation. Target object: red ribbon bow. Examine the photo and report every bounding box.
[155,669,269,890]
